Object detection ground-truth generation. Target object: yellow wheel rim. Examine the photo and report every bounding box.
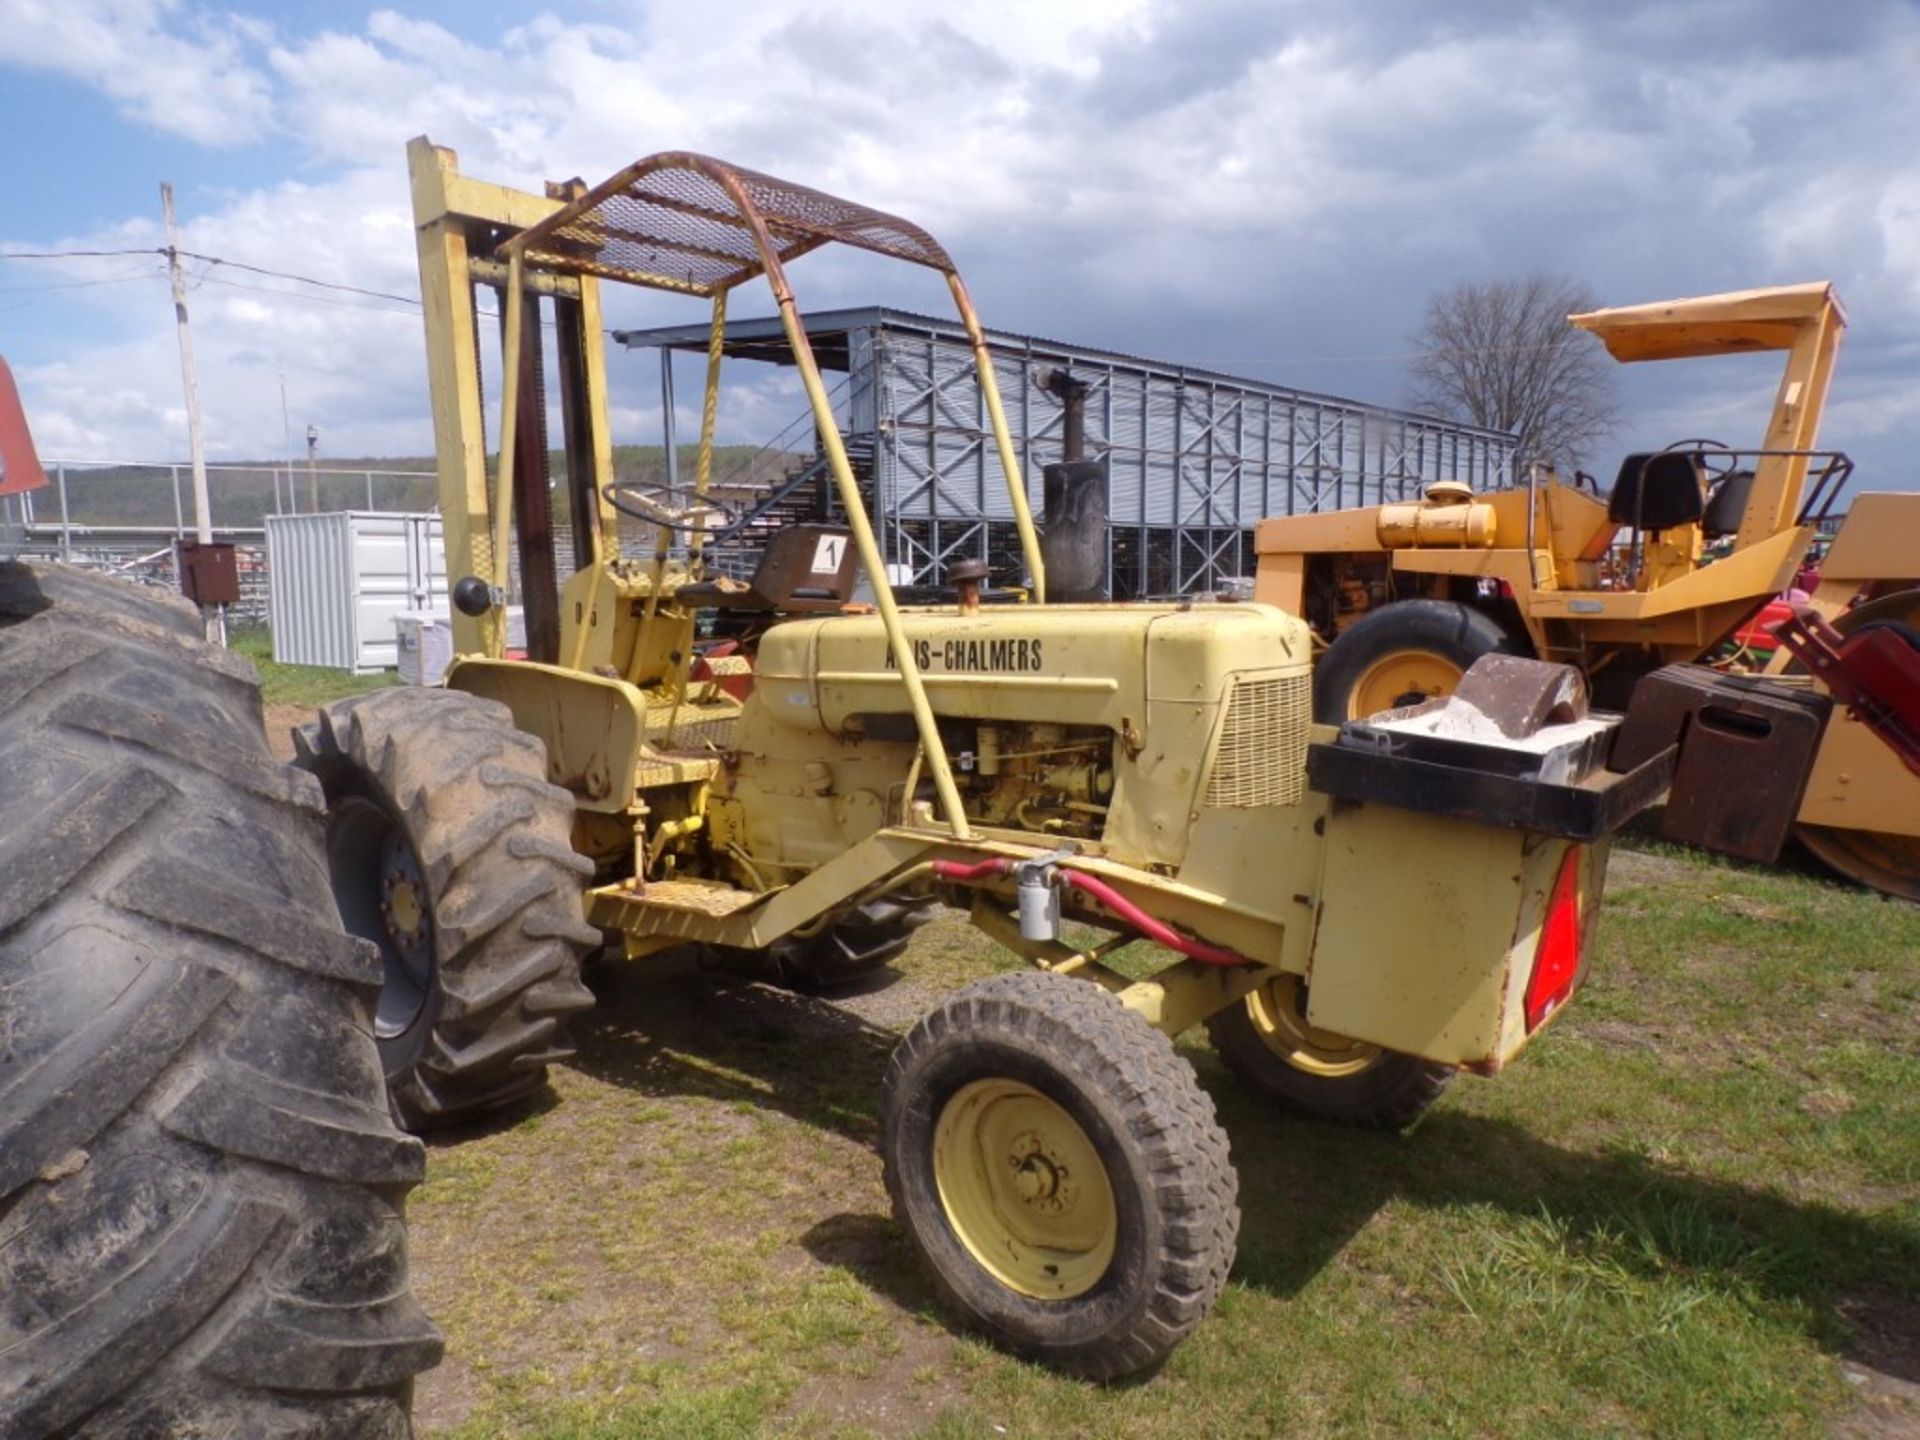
[388,878,424,937]
[1347,648,1464,720]
[932,1079,1117,1300]
[1246,974,1384,1078]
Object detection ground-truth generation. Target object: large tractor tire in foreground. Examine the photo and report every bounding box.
[1312,598,1517,723]
[1207,972,1453,1129]
[0,562,440,1437]
[297,687,600,1131]
[881,971,1239,1380]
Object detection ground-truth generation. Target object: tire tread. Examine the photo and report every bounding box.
[881,970,1239,1380]
[0,561,438,1436]
[298,686,596,1129]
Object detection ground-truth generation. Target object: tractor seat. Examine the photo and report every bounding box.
[676,524,859,613]
[1701,468,1756,539]
[1607,452,1706,532]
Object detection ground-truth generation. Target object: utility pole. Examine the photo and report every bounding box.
[307,423,319,511]
[161,181,221,645]
[279,371,293,514]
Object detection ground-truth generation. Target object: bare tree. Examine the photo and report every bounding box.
[1408,274,1619,473]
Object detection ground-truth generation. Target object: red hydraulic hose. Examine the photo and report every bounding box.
[1056,869,1250,967]
[931,857,1014,882]
[931,855,1248,967]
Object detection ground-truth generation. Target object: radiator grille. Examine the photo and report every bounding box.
[1204,672,1310,808]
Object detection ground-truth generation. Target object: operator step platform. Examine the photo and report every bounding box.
[1318,652,1831,863]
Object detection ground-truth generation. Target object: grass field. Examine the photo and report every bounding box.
[231,625,397,708]
[391,843,1919,1439]
[231,653,1916,1435]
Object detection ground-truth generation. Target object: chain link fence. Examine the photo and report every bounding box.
[4,460,439,623]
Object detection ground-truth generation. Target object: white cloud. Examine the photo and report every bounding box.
[0,0,273,145]
[4,0,1919,500]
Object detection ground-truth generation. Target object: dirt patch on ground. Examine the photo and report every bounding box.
[404,945,997,1437]
[1833,1291,1920,1437]
[262,701,313,762]
[1605,848,1693,892]
[1580,1017,1670,1053]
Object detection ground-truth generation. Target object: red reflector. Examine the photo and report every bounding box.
[1525,848,1584,1032]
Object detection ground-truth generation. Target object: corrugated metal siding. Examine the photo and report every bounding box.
[868,320,1517,595]
[267,512,353,670]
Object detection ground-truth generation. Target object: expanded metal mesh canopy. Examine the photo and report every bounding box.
[501,151,955,296]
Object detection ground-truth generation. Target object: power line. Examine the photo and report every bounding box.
[2,242,507,321]
[178,250,424,309]
[5,244,422,309]
[0,247,162,260]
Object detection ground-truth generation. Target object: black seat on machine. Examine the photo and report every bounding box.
[1608,452,1706,531]
[676,524,859,612]
[1701,468,1756,538]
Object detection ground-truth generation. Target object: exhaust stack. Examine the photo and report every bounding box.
[1036,368,1109,602]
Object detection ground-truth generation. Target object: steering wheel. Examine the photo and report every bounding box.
[1659,437,1740,483]
[603,481,743,534]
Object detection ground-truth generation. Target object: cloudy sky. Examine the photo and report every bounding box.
[2,0,1917,494]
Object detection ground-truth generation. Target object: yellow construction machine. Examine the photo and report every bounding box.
[296,139,1670,1378]
[1254,283,1920,899]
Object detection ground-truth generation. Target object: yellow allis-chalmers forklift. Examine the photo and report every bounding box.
[294,139,1689,1378]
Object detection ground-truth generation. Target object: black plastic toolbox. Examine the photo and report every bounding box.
[1306,734,1673,841]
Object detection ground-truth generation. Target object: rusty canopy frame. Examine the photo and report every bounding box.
[485,150,1046,839]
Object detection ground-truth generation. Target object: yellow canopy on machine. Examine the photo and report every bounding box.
[454,147,1046,841]
[501,151,957,296]
[1568,280,1844,363]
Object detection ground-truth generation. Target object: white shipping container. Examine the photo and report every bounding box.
[266,512,448,673]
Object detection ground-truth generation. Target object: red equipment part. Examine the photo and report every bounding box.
[1054,868,1250,967]
[930,857,1016,883]
[1523,849,1584,1032]
[1732,598,1795,652]
[690,640,755,701]
[0,356,49,498]
[1770,605,1920,778]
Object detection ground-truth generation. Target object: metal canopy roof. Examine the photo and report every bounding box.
[500,152,955,297]
[613,305,1517,441]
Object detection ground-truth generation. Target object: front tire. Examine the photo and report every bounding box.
[1207,973,1452,1128]
[297,687,601,1131]
[881,971,1239,1380]
[1314,598,1516,723]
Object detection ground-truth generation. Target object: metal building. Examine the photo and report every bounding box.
[616,307,1515,598]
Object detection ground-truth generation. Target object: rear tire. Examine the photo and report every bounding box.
[0,562,440,1437]
[1207,973,1452,1129]
[297,687,601,1131]
[768,892,937,989]
[1314,598,1516,723]
[881,971,1239,1380]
